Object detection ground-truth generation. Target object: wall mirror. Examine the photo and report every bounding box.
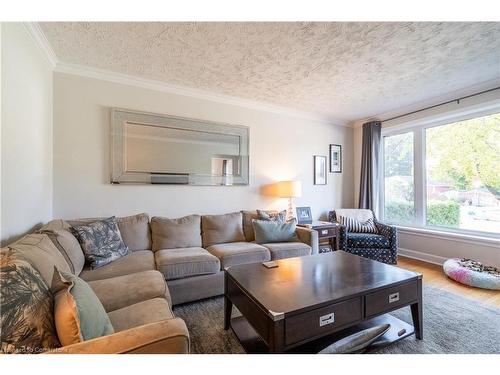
[111,108,249,185]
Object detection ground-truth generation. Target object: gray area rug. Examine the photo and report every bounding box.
[173,285,500,354]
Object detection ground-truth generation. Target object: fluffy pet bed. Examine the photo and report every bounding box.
[443,258,500,290]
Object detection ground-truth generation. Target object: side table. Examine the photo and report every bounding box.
[298,220,340,253]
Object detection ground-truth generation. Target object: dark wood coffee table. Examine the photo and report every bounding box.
[224,251,422,353]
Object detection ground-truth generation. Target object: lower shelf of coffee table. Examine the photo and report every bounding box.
[230,313,415,353]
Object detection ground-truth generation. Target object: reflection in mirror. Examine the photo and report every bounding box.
[111,109,249,185]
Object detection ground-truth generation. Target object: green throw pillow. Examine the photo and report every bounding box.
[54,270,114,346]
[252,219,299,244]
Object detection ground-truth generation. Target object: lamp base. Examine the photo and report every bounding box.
[286,198,295,221]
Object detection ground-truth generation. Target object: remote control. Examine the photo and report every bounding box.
[262,261,279,268]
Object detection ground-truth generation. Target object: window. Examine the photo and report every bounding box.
[382,112,500,237]
[383,132,415,225]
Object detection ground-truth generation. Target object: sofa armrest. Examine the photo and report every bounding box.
[295,226,319,255]
[52,318,189,354]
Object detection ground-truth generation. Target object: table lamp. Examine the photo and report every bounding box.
[272,180,302,221]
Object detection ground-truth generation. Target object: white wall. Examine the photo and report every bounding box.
[52,72,354,221]
[1,23,53,245]
[352,89,500,266]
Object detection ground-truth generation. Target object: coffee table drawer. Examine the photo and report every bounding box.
[285,297,362,346]
[365,280,418,317]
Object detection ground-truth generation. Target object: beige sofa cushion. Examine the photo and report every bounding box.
[202,212,245,247]
[39,219,71,232]
[67,213,151,252]
[107,298,174,332]
[151,215,202,251]
[206,242,270,269]
[262,242,312,260]
[8,234,71,289]
[88,270,170,311]
[242,210,259,242]
[40,226,85,275]
[79,250,155,282]
[115,213,151,251]
[155,247,220,280]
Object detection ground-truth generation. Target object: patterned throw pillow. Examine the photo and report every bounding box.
[0,250,61,354]
[337,216,378,234]
[70,217,129,269]
[257,209,287,222]
[53,270,114,346]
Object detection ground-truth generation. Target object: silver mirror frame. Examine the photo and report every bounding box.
[110,108,249,185]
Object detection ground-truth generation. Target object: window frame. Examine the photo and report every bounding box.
[380,104,500,240]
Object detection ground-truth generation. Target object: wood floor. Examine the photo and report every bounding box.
[397,256,500,308]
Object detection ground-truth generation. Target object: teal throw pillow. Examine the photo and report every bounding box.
[54,270,114,346]
[252,219,299,244]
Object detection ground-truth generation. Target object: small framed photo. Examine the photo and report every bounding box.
[329,144,342,173]
[296,207,313,225]
[314,155,327,185]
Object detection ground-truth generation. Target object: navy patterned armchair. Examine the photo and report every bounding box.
[328,209,398,264]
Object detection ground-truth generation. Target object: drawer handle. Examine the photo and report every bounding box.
[319,312,335,327]
[321,230,328,235]
[389,292,400,303]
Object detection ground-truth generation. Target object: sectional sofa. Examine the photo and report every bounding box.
[2,210,318,354]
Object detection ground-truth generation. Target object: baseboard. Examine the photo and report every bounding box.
[398,247,447,266]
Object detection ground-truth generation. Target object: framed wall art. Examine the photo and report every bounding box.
[329,144,342,173]
[314,155,327,185]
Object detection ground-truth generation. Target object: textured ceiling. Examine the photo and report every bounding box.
[40,22,500,123]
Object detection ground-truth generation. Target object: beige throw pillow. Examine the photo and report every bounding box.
[202,212,245,247]
[151,215,202,251]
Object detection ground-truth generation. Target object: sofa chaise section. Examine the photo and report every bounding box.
[88,270,172,311]
[3,216,190,354]
[54,316,189,354]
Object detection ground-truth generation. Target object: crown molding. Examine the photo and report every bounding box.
[23,22,58,68]
[53,62,350,127]
[23,22,350,127]
[352,79,500,128]
[22,22,349,126]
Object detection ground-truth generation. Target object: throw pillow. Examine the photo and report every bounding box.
[70,217,129,269]
[53,269,114,346]
[0,250,61,354]
[337,215,378,234]
[257,209,287,222]
[252,219,299,244]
